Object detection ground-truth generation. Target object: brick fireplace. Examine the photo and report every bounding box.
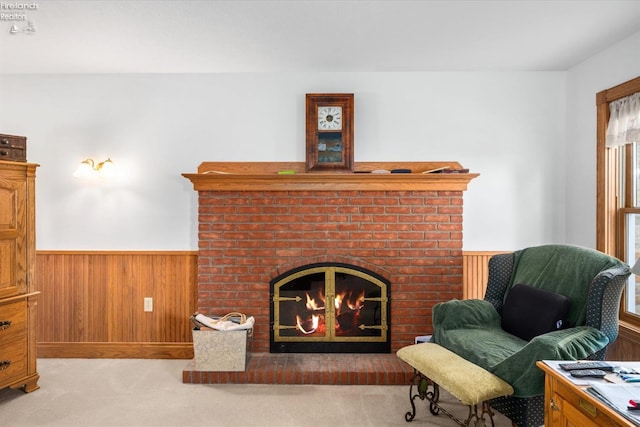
[182,161,477,384]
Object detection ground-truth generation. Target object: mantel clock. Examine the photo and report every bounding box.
[305,93,354,171]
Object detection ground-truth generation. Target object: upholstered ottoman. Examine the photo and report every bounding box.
[397,343,513,426]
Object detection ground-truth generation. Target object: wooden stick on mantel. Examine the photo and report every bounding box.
[182,161,479,192]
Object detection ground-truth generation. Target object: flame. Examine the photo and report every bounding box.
[348,289,365,311]
[296,314,320,334]
[306,293,324,311]
[282,288,369,336]
[335,290,365,313]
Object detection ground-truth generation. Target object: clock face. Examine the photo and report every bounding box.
[318,106,342,130]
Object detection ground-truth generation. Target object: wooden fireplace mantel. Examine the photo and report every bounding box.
[183,161,479,191]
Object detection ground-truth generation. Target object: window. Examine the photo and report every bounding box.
[620,142,640,319]
[623,208,640,316]
[597,76,640,326]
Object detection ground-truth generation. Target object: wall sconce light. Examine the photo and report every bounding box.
[73,158,115,178]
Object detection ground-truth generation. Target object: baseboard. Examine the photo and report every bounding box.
[37,342,194,359]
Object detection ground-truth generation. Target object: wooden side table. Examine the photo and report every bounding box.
[537,361,636,426]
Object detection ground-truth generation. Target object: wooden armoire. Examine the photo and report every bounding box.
[0,159,39,392]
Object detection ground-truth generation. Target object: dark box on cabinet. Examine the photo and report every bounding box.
[0,134,26,162]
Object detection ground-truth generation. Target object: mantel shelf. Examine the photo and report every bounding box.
[183,161,479,192]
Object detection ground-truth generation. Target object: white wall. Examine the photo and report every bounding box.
[565,31,640,249]
[0,72,567,251]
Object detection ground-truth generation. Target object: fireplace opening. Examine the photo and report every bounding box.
[270,263,390,353]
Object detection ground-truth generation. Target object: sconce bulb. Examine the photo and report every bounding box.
[74,159,96,178]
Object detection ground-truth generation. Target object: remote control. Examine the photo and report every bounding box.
[559,361,613,371]
[570,369,607,378]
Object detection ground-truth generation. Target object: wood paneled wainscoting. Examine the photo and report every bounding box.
[32,250,640,359]
[462,251,508,299]
[34,251,197,359]
[33,250,496,359]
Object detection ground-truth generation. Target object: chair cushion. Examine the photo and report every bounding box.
[501,284,571,341]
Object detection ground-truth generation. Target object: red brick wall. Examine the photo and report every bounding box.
[197,190,464,352]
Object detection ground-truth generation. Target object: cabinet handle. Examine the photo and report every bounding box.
[579,398,597,418]
[550,398,560,412]
[0,139,8,145]
[0,360,11,370]
[0,150,7,156]
[0,320,11,330]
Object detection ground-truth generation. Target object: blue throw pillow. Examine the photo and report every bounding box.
[501,283,571,341]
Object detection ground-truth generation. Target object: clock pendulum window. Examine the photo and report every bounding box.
[305,94,354,172]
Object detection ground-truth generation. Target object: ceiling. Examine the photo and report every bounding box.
[1,0,640,74]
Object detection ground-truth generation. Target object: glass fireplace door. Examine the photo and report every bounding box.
[271,264,389,353]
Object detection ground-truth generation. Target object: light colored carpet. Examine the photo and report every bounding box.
[0,359,513,426]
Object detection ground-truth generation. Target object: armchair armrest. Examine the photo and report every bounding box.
[585,265,630,346]
[526,326,609,358]
[492,326,609,397]
[432,299,501,332]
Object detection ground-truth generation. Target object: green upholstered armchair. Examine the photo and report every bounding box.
[432,244,630,427]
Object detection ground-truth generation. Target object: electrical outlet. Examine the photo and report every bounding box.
[144,297,153,312]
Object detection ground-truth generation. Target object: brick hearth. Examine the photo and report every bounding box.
[183,353,414,385]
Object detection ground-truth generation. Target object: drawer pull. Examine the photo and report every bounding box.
[0,360,11,370]
[550,398,560,412]
[0,150,7,156]
[0,139,8,145]
[0,320,11,330]
[579,398,597,418]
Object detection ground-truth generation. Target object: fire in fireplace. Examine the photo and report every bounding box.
[270,263,390,353]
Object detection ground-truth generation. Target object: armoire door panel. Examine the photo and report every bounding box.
[0,174,26,299]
